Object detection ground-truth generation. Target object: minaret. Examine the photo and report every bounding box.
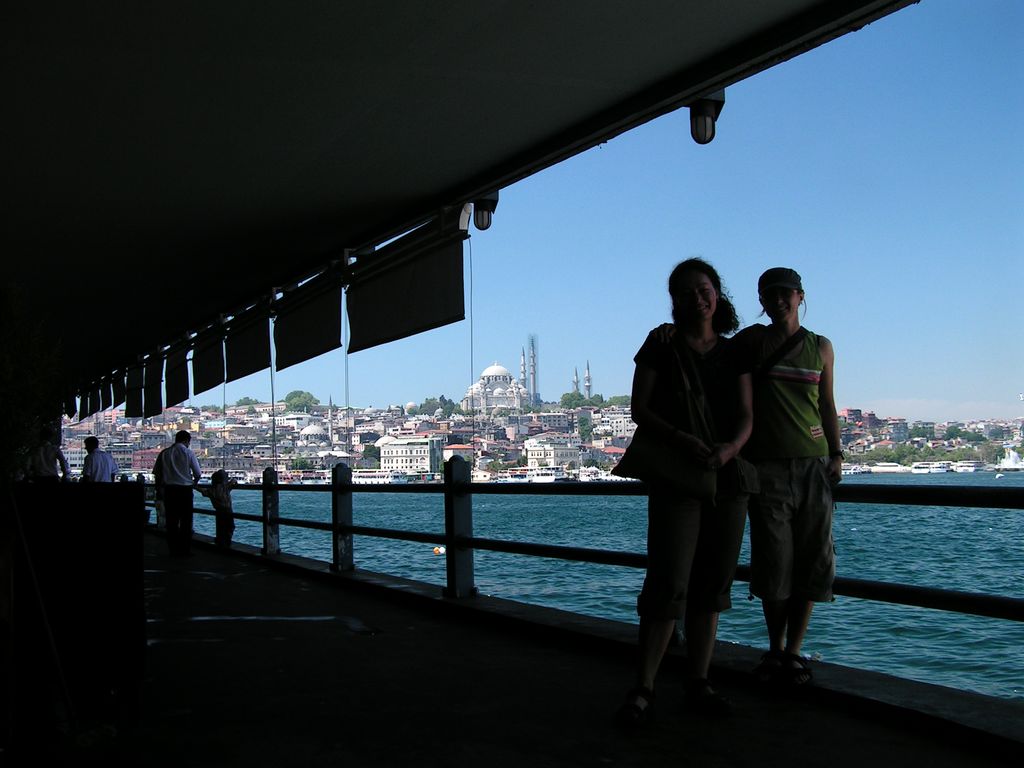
[520,347,527,391]
[328,396,334,444]
[528,335,539,406]
[573,367,580,394]
[584,361,592,400]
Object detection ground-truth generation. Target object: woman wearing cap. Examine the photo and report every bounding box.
[734,267,842,685]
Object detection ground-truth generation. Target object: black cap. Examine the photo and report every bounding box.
[758,267,803,293]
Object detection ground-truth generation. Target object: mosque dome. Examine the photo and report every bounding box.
[300,423,327,437]
[481,363,511,379]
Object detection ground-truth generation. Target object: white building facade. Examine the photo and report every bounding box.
[379,435,445,474]
[523,433,582,468]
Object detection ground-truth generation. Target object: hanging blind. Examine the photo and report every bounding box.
[274,281,343,371]
[111,369,126,409]
[143,355,164,417]
[347,235,465,354]
[165,348,190,407]
[226,312,271,383]
[192,335,225,395]
[125,365,144,418]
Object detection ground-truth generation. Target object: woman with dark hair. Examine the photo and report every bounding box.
[614,258,753,727]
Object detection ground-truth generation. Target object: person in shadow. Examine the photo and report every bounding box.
[155,431,202,557]
[25,425,70,483]
[614,259,753,728]
[81,436,118,483]
[198,470,237,548]
[732,267,842,686]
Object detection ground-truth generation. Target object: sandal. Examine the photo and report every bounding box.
[614,686,655,729]
[780,652,813,686]
[753,649,786,683]
[683,679,732,717]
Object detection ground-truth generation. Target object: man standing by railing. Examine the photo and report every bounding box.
[155,430,202,557]
[81,436,118,482]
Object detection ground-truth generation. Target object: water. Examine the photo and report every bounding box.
[191,472,1024,700]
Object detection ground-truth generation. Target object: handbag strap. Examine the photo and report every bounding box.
[754,327,808,379]
[669,342,718,445]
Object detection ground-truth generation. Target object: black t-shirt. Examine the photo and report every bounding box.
[634,334,741,443]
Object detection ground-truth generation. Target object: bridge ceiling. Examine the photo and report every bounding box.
[4,1,914,396]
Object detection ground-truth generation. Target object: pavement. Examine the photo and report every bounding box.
[16,530,1020,767]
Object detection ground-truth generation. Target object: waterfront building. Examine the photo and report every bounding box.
[108,442,135,471]
[442,444,475,464]
[379,435,445,475]
[524,433,581,469]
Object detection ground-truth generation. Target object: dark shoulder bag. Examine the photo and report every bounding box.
[611,343,717,501]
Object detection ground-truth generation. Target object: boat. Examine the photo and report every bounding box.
[494,466,568,483]
[868,462,911,474]
[350,469,413,485]
[929,461,953,473]
[841,464,871,475]
[952,460,985,473]
[910,462,933,474]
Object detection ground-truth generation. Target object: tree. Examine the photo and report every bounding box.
[291,457,312,470]
[604,395,631,407]
[235,396,260,406]
[362,444,380,464]
[284,390,320,411]
[560,391,586,409]
[578,421,594,442]
[200,404,224,414]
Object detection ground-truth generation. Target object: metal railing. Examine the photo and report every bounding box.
[179,458,1024,623]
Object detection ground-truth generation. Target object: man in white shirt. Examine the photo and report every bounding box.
[26,425,70,483]
[155,430,202,556]
[81,436,118,482]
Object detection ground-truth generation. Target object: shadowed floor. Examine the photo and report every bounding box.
[22,531,1018,767]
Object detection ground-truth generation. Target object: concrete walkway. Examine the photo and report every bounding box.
[31,532,1020,766]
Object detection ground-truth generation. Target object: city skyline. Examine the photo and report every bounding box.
[185,1,1020,424]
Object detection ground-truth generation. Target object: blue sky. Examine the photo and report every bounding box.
[204,1,1023,422]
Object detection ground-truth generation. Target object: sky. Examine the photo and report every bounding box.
[200,1,1023,423]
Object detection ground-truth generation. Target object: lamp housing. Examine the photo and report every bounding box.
[472,190,499,231]
[689,90,726,144]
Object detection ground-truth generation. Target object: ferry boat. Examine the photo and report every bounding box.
[910,462,933,474]
[841,464,871,476]
[929,461,953,473]
[350,469,413,485]
[952,460,985,473]
[868,462,911,473]
[494,466,568,483]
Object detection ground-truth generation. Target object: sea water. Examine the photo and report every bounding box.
[192,472,1024,701]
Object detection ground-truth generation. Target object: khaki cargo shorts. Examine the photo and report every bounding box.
[748,457,835,602]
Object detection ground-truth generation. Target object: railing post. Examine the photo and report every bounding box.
[443,456,476,598]
[262,467,280,555]
[331,463,354,572]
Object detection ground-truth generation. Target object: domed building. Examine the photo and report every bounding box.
[461,363,528,413]
[297,422,329,447]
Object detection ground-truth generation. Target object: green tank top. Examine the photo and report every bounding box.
[747,329,828,459]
